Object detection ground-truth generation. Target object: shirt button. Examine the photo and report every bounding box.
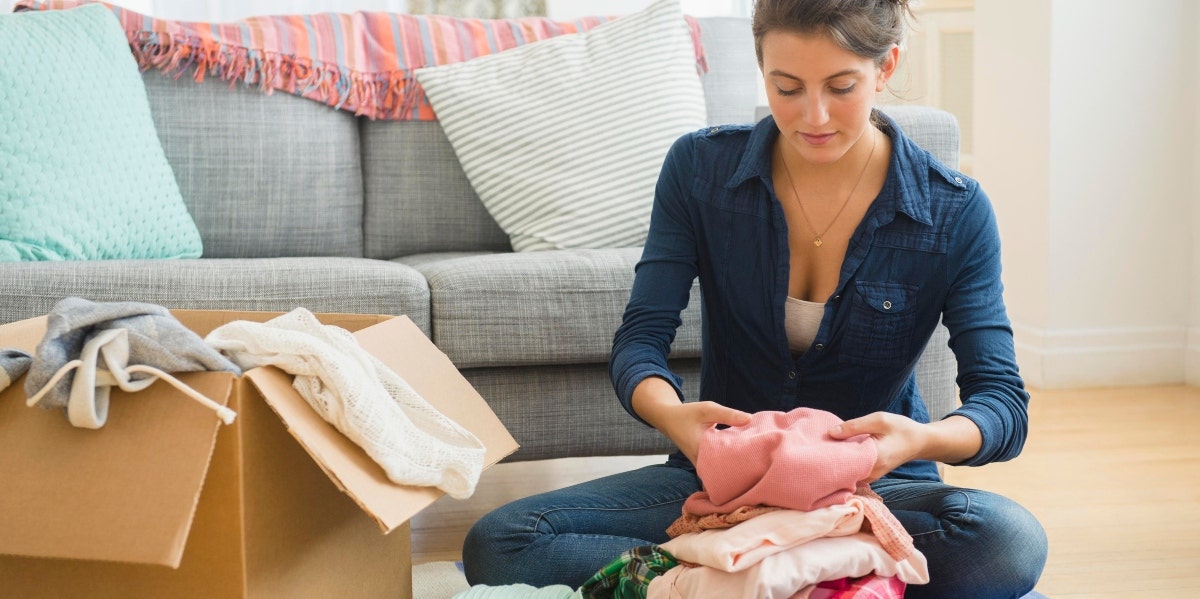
[709,126,720,134]
[882,300,893,310]
[788,371,796,379]
[833,295,841,301]
[814,343,824,351]
[955,176,963,185]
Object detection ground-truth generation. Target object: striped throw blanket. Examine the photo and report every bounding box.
[15,0,707,121]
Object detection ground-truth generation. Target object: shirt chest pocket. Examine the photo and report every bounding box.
[839,281,919,367]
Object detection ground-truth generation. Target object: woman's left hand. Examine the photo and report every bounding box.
[827,412,928,482]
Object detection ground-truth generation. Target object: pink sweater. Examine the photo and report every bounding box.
[683,408,877,515]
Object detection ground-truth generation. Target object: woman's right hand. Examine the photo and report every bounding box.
[662,401,753,465]
[630,377,751,465]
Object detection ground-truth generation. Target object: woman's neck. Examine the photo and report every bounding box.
[775,125,882,203]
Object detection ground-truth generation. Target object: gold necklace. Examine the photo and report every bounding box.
[778,129,877,247]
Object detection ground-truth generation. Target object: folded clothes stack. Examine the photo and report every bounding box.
[452,408,928,599]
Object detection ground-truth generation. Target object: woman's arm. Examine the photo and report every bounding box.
[828,412,982,480]
[936,182,1030,466]
[610,132,751,463]
[609,133,701,422]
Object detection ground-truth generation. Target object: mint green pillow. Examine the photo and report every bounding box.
[0,5,202,261]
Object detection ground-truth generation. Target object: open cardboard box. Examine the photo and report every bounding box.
[0,310,518,598]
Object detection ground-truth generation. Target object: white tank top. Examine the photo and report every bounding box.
[785,297,825,353]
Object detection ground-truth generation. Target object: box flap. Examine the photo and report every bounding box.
[0,370,235,567]
[247,315,518,533]
[0,314,48,353]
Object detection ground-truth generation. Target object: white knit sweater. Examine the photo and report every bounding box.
[206,308,485,499]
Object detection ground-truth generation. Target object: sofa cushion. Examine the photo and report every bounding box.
[361,121,512,260]
[413,0,707,252]
[696,17,759,127]
[141,74,364,259]
[461,360,700,462]
[0,5,202,261]
[879,105,961,169]
[398,249,701,369]
[0,258,430,334]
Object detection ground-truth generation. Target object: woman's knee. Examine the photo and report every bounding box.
[978,497,1048,594]
[461,464,699,587]
[924,490,1048,598]
[462,502,546,585]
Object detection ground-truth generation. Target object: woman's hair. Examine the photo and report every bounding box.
[752,0,913,66]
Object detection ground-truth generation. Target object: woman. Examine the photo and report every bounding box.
[463,1,1048,597]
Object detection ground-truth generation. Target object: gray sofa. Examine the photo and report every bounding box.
[0,17,959,463]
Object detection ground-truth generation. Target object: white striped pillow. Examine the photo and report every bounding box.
[414,0,707,252]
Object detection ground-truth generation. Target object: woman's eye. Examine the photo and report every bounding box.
[830,84,856,95]
[775,87,802,97]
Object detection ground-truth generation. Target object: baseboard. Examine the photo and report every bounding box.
[1013,323,1188,389]
[1187,327,1200,386]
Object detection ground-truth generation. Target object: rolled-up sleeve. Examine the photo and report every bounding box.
[941,184,1031,466]
[609,133,701,426]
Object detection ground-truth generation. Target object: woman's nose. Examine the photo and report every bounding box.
[803,94,829,127]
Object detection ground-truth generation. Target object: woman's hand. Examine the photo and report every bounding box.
[828,412,983,481]
[659,401,752,465]
[630,376,750,465]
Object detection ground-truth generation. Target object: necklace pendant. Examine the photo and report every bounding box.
[813,237,823,247]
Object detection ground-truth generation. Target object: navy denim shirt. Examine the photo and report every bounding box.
[610,112,1029,481]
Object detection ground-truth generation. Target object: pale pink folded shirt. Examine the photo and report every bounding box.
[662,503,865,572]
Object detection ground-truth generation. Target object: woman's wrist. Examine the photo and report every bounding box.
[630,376,683,432]
[920,415,983,464]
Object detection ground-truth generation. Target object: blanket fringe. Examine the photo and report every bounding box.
[128,30,423,120]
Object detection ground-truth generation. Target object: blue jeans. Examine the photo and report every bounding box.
[462,463,1048,599]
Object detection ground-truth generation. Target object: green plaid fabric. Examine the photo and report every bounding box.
[579,545,678,599]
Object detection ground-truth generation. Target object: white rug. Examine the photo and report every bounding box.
[413,561,471,599]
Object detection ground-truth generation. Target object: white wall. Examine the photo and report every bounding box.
[974,0,1052,385]
[976,0,1197,389]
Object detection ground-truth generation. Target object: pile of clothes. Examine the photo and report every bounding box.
[458,408,929,599]
[650,408,929,597]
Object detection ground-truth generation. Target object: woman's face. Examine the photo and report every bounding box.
[760,30,898,166]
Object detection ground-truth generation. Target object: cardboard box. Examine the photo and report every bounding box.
[0,310,518,598]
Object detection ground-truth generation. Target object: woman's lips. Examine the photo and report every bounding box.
[800,132,836,146]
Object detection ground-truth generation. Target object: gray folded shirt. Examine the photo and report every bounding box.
[24,297,241,411]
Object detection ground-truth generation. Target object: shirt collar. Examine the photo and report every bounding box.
[726,109,934,227]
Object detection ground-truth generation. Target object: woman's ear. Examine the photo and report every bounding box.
[876,44,901,92]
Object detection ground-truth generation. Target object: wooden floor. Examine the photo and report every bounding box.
[411,385,1200,597]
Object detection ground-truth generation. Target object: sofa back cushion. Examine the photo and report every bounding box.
[142,74,364,258]
[694,17,760,127]
[361,120,512,259]
[361,15,760,260]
